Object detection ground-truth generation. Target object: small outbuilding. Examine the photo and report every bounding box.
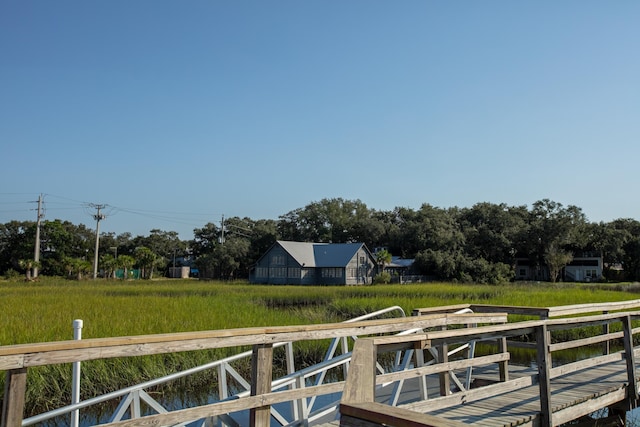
[250,240,377,285]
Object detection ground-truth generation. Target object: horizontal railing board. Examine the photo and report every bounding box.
[104,381,346,427]
[413,299,640,320]
[549,352,625,378]
[405,312,639,348]
[548,331,624,352]
[376,353,510,385]
[0,313,507,370]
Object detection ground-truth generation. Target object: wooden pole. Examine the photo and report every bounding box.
[603,311,610,355]
[341,339,376,404]
[249,343,273,426]
[1,368,27,427]
[498,334,509,382]
[536,324,552,427]
[438,326,450,396]
[622,315,637,408]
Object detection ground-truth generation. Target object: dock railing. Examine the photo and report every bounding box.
[340,311,640,427]
[0,311,507,427]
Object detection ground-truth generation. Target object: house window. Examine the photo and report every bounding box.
[288,267,301,278]
[302,268,315,279]
[359,256,365,264]
[519,269,526,277]
[270,267,286,278]
[271,254,285,265]
[586,269,597,278]
[321,268,343,278]
[256,267,268,277]
[348,268,357,278]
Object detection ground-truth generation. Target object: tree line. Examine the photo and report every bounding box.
[1,198,640,283]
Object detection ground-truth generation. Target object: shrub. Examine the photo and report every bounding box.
[373,272,391,284]
[3,268,20,280]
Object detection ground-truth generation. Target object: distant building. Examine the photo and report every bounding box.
[250,240,376,285]
[386,256,415,274]
[515,251,603,282]
[563,251,603,282]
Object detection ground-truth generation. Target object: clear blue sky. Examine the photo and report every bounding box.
[1,1,639,239]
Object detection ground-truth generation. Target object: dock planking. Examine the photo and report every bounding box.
[341,309,640,427]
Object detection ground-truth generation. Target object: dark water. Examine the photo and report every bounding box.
[40,386,343,427]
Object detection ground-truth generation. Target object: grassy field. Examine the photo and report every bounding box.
[1,277,639,414]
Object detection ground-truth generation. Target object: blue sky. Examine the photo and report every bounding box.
[1,1,639,239]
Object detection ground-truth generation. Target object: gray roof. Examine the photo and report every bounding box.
[277,240,367,267]
[388,256,414,268]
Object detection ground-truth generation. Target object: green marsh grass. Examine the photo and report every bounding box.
[1,277,638,414]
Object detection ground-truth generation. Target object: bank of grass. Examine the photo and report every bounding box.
[1,277,639,414]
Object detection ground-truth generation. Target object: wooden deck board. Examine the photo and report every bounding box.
[393,358,638,427]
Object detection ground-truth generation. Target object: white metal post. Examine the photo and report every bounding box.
[71,319,83,427]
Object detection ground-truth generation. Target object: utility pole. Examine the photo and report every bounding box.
[91,204,106,279]
[33,194,44,279]
[220,214,225,244]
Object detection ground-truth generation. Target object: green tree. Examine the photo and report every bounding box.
[191,223,220,257]
[375,249,392,273]
[196,238,250,280]
[62,257,92,280]
[0,221,37,275]
[277,198,377,245]
[459,202,528,265]
[101,253,117,279]
[132,229,184,275]
[39,220,94,276]
[523,199,586,280]
[116,255,136,280]
[247,219,279,265]
[609,219,640,281]
[544,243,574,283]
[134,246,160,279]
[18,259,40,281]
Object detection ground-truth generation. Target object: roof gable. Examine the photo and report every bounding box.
[277,241,320,267]
[313,242,364,267]
[276,241,368,268]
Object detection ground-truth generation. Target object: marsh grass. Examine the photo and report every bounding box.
[1,277,638,415]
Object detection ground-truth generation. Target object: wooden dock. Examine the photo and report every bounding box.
[403,359,631,426]
[3,300,640,427]
[341,308,640,427]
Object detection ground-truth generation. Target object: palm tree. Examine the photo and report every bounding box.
[62,257,92,280]
[135,247,158,279]
[375,249,392,274]
[101,254,117,279]
[18,259,40,281]
[116,255,136,280]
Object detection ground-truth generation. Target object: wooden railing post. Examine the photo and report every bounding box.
[536,324,552,427]
[249,343,273,427]
[603,311,610,355]
[341,339,377,405]
[622,315,638,407]
[1,368,27,427]
[498,334,509,382]
[438,326,450,396]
